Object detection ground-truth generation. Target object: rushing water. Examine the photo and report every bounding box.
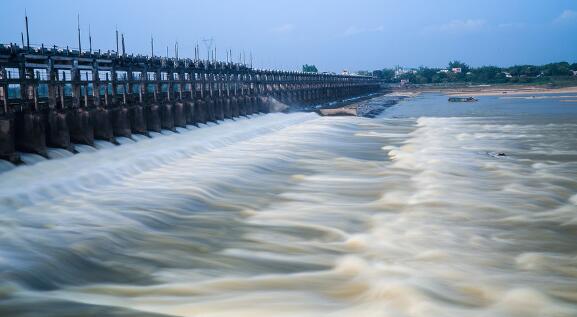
[1,94,577,317]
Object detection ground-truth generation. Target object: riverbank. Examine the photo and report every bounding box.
[317,83,577,118]
[392,84,577,97]
[317,93,407,117]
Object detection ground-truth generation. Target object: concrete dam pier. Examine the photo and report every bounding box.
[0,44,380,164]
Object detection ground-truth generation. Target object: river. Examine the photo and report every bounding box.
[1,94,576,316]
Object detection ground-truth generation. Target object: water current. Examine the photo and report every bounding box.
[1,94,576,316]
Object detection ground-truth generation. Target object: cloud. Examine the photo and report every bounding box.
[270,24,295,34]
[424,19,486,33]
[554,9,577,24]
[498,22,525,29]
[343,25,384,37]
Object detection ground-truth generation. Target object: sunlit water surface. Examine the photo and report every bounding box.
[1,94,577,317]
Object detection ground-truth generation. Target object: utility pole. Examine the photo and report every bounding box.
[77,14,81,52]
[88,24,92,53]
[151,36,154,57]
[175,41,178,60]
[115,26,119,56]
[24,9,30,51]
[121,33,125,56]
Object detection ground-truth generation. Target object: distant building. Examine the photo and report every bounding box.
[400,79,410,86]
[341,70,349,75]
[451,67,462,73]
[394,67,417,78]
[438,69,449,73]
[572,70,577,76]
[502,72,513,78]
[354,71,371,76]
[394,69,406,77]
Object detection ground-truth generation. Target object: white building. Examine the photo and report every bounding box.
[394,67,417,78]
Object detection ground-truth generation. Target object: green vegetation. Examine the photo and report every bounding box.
[302,64,318,73]
[370,61,577,85]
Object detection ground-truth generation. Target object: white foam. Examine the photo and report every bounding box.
[1,108,576,317]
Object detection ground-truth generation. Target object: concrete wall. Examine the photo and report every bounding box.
[0,44,380,163]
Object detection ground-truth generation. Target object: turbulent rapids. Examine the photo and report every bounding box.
[1,94,577,316]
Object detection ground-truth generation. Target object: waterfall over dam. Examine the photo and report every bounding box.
[1,95,577,316]
[0,43,380,164]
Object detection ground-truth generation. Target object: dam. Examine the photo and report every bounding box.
[0,43,380,163]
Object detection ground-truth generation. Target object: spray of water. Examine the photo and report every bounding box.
[1,97,576,316]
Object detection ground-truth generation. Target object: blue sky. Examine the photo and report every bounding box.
[1,0,576,72]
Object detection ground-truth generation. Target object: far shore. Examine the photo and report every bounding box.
[317,84,577,117]
[392,84,577,97]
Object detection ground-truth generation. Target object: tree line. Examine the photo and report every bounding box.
[369,61,577,84]
[302,64,319,73]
